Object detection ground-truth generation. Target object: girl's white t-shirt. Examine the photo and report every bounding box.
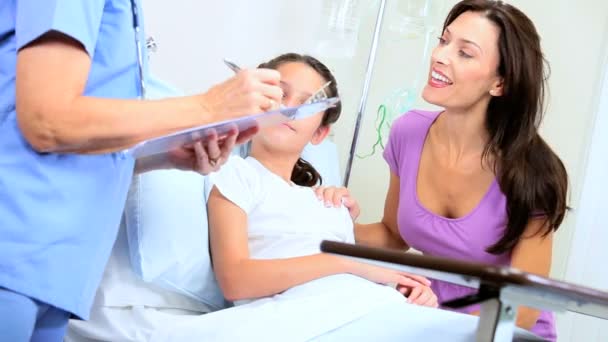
[209,156,355,260]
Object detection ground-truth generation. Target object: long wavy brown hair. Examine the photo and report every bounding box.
[444,0,569,254]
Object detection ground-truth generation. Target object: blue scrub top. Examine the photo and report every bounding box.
[0,0,146,319]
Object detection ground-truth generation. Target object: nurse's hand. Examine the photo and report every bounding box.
[197,68,283,121]
[315,186,360,222]
[167,125,258,175]
[134,125,258,175]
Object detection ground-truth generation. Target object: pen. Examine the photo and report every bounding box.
[223,59,241,73]
[224,58,286,110]
[223,58,330,104]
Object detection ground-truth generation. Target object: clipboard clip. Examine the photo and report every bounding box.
[279,97,340,121]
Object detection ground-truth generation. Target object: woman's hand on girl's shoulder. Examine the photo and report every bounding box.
[314,186,360,221]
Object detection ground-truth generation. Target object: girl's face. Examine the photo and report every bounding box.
[253,61,330,154]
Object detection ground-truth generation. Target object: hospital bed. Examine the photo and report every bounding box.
[321,240,608,342]
[68,78,607,341]
[73,136,587,341]
[111,139,577,341]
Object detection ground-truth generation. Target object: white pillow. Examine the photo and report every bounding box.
[301,140,342,187]
[124,76,228,310]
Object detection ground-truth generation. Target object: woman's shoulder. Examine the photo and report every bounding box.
[388,109,441,144]
[383,109,440,173]
[391,109,441,132]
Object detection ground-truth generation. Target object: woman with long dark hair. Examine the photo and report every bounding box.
[321,1,568,340]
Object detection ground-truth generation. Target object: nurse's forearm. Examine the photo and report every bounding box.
[17,31,280,155]
[15,31,212,154]
[20,95,211,154]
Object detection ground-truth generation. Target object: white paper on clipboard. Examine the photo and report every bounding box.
[129,97,340,159]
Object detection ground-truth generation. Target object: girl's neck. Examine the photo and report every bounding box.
[249,144,300,183]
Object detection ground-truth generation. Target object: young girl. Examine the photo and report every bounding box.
[208,53,438,307]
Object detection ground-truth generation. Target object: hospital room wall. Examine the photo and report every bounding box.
[143,0,607,339]
[558,48,608,342]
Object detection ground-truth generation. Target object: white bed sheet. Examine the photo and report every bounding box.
[66,273,544,342]
[149,274,481,342]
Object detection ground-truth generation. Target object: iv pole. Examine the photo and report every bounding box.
[343,0,388,187]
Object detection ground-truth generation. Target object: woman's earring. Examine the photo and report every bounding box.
[489,90,496,96]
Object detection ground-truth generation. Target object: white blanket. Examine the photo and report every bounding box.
[149,274,479,342]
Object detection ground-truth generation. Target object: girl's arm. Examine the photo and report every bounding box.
[208,186,430,302]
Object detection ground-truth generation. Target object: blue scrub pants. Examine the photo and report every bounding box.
[0,288,70,342]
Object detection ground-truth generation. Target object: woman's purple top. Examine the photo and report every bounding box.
[383,110,556,341]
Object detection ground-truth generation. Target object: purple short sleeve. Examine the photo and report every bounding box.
[383,115,408,176]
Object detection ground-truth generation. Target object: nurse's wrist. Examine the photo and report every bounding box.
[134,154,170,174]
[160,95,217,132]
[134,157,153,174]
[192,93,219,125]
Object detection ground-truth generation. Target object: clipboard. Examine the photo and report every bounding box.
[129,97,340,159]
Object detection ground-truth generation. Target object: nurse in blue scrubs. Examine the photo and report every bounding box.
[0,1,283,341]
